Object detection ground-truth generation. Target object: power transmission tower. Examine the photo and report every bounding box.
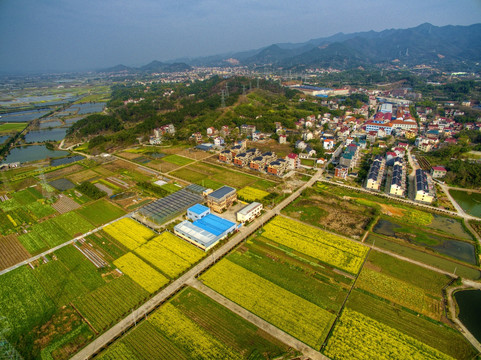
[242,84,246,96]
[225,84,229,97]
[36,164,53,200]
[257,78,260,88]
[249,80,252,91]
[221,90,226,108]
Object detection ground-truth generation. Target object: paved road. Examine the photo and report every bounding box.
[71,168,324,360]
[188,279,329,360]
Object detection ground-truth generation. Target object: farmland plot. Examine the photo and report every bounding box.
[74,275,148,332]
[237,186,270,201]
[34,259,89,306]
[0,266,55,339]
[0,235,30,270]
[76,200,125,226]
[56,245,105,291]
[262,216,368,274]
[324,309,453,360]
[149,303,241,360]
[201,259,335,348]
[135,234,199,278]
[53,211,94,238]
[356,268,442,320]
[114,252,169,293]
[103,218,155,250]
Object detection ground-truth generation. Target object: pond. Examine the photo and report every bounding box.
[66,102,105,115]
[454,290,481,342]
[0,110,50,122]
[373,219,477,264]
[25,128,67,143]
[450,189,481,218]
[429,214,473,241]
[39,120,63,129]
[0,135,9,144]
[50,155,84,167]
[1,145,69,164]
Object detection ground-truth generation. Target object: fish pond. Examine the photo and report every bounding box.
[25,128,67,143]
[454,290,481,342]
[450,189,481,218]
[373,218,477,264]
[1,145,69,164]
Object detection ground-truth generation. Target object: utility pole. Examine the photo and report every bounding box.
[221,90,226,108]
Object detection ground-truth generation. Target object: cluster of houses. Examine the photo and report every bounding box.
[218,141,299,176]
[149,124,176,145]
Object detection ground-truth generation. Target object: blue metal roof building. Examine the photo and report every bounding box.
[174,205,236,251]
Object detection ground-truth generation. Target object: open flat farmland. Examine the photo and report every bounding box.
[161,154,194,166]
[135,232,204,278]
[262,216,368,274]
[201,259,335,349]
[237,186,270,202]
[356,268,442,320]
[96,286,292,360]
[97,321,188,360]
[33,259,89,307]
[347,290,476,360]
[229,239,348,312]
[73,275,149,332]
[103,218,155,250]
[53,211,94,237]
[282,185,376,239]
[149,304,242,359]
[55,245,105,291]
[0,234,30,270]
[324,309,453,360]
[0,266,55,339]
[76,200,125,226]
[114,252,169,293]
[171,162,263,189]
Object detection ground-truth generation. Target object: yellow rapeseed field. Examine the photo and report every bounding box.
[325,309,453,360]
[114,252,169,293]
[201,259,335,348]
[104,218,155,250]
[149,303,241,360]
[262,216,368,273]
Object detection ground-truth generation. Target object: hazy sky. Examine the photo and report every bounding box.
[1,0,480,73]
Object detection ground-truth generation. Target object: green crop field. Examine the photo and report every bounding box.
[201,259,335,348]
[97,321,188,360]
[160,183,182,193]
[25,202,56,219]
[53,211,94,237]
[74,275,148,332]
[171,162,260,189]
[34,259,89,306]
[76,200,125,226]
[0,266,55,339]
[0,122,28,134]
[356,268,442,320]
[366,234,480,280]
[346,290,476,360]
[365,250,451,294]
[56,245,105,291]
[162,154,194,166]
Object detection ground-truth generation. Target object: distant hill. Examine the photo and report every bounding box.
[98,60,191,74]
[178,23,481,70]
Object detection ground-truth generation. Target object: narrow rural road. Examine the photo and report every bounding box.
[71,168,324,360]
[0,212,132,276]
[188,279,329,360]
